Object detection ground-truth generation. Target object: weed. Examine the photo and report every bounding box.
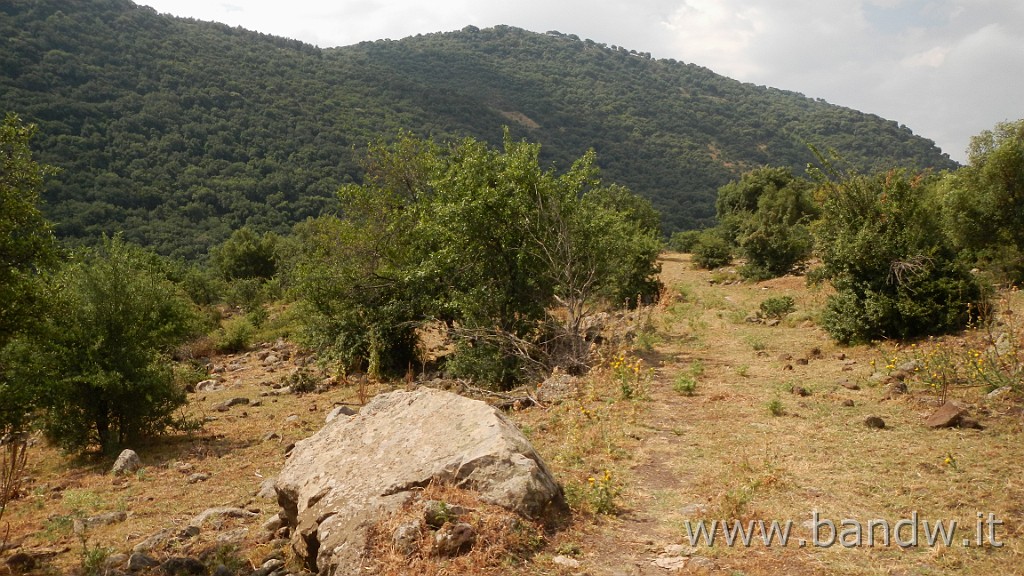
[736,364,750,377]
[611,353,651,400]
[583,469,620,515]
[673,374,697,396]
[689,359,705,377]
[744,335,767,351]
[767,398,785,417]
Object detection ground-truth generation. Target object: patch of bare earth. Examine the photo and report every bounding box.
[3,252,1022,575]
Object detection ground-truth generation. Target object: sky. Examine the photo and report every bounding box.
[139,0,1024,164]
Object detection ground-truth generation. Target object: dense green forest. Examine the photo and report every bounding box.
[1,0,957,258]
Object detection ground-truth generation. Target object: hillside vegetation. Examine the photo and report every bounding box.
[1,0,956,258]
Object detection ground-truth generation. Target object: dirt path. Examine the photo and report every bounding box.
[551,254,1024,576]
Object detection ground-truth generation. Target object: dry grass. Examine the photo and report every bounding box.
[2,252,1023,575]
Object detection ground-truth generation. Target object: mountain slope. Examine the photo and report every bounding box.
[0,0,957,258]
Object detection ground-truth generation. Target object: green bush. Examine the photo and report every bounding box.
[691,230,733,270]
[759,296,795,320]
[667,230,702,253]
[215,316,255,354]
[27,237,201,452]
[813,165,983,344]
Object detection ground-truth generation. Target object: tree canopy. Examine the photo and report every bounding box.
[1,1,956,257]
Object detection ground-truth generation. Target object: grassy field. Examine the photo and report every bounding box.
[3,252,1022,575]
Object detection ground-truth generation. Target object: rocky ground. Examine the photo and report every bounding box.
[2,253,1022,575]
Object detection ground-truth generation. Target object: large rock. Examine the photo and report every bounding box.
[274,387,567,575]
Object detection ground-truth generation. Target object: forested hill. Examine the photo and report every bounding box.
[1,0,958,259]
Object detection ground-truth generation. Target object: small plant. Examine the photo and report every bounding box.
[611,353,650,400]
[767,398,785,417]
[214,316,254,353]
[744,335,767,351]
[673,374,697,396]
[736,364,750,377]
[759,296,795,321]
[586,469,620,515]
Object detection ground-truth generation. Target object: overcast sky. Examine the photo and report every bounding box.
[140,0,1023,164]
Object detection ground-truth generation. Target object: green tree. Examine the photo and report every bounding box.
[714,166,816,280]
[293,131,661,386]
[0,113,57,434]
[211,226,280,281]
[941,119,1024,281]
[27,237,200,452]
[813,166,983,344]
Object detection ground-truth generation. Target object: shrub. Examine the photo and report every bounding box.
[28,237,201,452]
[667,229,702,253]
[812,165,984,344]
[691,230,733,270]
[759,296,795,320]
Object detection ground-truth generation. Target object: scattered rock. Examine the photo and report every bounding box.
[926,402,966,428]
[536,369,580,404]
[325,405,357,424]
[433,522,476,557]
[987,386,1012,399]
[392,520,423,557]
[252,558,286,576]
[274,387,567,575]
[842,399,855,407]
[132,526,200,554]
[926,402,984,429]
[885,382,908,399]
[5,552,36,574]
[213,397,249,412]
[111,449,142,475]
[159,556,206,576]
[186,473,210,484]
[838,379,860,391]
[188,506,257,530]
[688,556,716,570]
[777,353,793,362]
[791,386,810,397]
[552,555,581,568]
[127,552,160,571]
[897,360,921,373]
[795,357,809,365]
[765,318,781,327]
[423,500,470,528]
[652,555,688,570]
[834,352,847,360]
[864,416,886,429]
[76,511,127,534]
[195,379,223,392]
[256,477,278,500]
[261,431,281,443]
[663,544,696,556]
[261,514,283,534]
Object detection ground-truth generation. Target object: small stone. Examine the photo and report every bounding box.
[433,522,476,557]
[791,386,810,397]
[262,514,283,533]
[664,544,696,556]
[926,402,981,429]
[187,473,210,484]
[252,558,285,576]
[886,382,908,398]
[127,552,160,571]
[424,500,469,528]
[392,520,422,556]
[795,357,809,365]
[777,353,793,361]
[159,556,205,575]
[111,449,141,475]
[261,432,281,443]
[552,555,581,568]
[325,405,357,424]
[842,399,855,407]
[652,555,687,570]
[987,386,1012,399]
[864,416,886,429]
[839,379,860,390]
[195,379,223,392]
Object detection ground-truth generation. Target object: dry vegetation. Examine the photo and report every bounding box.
[2,252,1022,575]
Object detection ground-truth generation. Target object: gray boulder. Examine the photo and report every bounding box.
[111,449,141,475]
[274,387,566,575]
